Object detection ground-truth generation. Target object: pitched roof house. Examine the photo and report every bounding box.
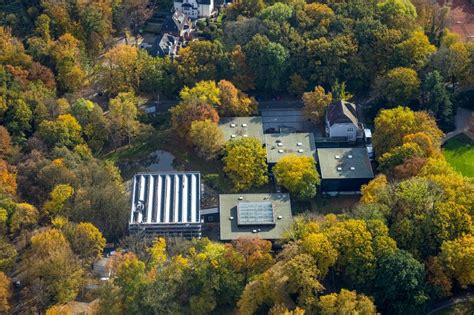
[174,0,215,18]
[161,11,192,38]
[325,100,362,141]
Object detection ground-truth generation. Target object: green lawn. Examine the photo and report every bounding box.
[443,133,474,178]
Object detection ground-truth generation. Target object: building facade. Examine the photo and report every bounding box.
[325,100,362,141]
[174,0,214,19]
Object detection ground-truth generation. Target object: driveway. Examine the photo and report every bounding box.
[442,107,473,144]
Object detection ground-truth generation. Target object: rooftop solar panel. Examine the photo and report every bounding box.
[237,202,275,226]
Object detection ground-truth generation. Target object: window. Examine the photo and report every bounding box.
[347,127,353,132]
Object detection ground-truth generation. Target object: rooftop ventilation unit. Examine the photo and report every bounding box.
[243,134,248,137]
[350,167,355,171]
[335,155,341,159]
[238,196,243,200]
[242,123,247,127]
[230,123,236,127]
[231,134,236,138]
[277,215,283,219]
[277,143,283,147]
[297,142,303,146]
[278,149,284,153]
[297,149,304,153]
[229,216,234,220]
[337,167,342,171]
[252,229,257,233]
[348,155,353,159]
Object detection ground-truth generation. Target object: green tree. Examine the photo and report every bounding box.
[421,71,453,127]
[273,155,320,200]
[223,137,268,191]
[244,34,288,92]
[189,120,224,160]
[373,250,428,314]
[5,98,32,142]
[0,239,16,272]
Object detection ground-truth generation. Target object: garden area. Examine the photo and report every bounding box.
[443,133,474,178]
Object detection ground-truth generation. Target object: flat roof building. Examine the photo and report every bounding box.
[265,133,316,164]
[219,193,293,241]
[129,172,202,238]
[316,148,374,193]
[219,117,264,143]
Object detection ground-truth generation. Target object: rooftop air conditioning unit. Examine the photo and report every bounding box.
[278,149,284,153]
[297,149,304,153]
[277,143,283,147]
[231,134,236,138]
[348,155,353,159]
[243,134,248,137]
[350,167,355,171]
[230,123,236,127]
[238,196,243,200]
[297,142,302,146]
[337,167,342,171]
[277,215,283,219]
[335,155,341,159]
[242,123,247,127]
[229,216,234,220]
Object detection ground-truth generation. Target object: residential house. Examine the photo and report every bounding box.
[174,0,215,18]
[161,11,192,39]
[150,33,180,57]
[325,100,363,141]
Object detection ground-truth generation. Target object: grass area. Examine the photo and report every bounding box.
[443,133,474,178]
[433,296,474,315]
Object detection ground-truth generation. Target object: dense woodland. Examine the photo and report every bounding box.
[0,0,473,314]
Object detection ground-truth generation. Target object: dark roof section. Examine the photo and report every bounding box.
[174,0,212,4]
[153,33,178,57]
[161,11,190,34]
[326,100,359,126]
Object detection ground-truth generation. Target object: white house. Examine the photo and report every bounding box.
[325,100,362,142]
[174,0,214,19]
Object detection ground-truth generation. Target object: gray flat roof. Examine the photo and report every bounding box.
[130,172,201,226]
[265,133,316,164]
[317,148,374,179]
[219,117,264,143]
[219,193,293,241]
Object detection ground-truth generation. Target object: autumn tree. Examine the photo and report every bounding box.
[100,44,140,94]
[0,160,16,197]
[273,155,320,200]
[288,74,308,97]
[64,222,106,266]
[372,106,443,158]
[189,120,224,160]
[9,203,39,234]
[318,289,377,315]
[21,229,84,308]
[301,232,338,278]
[227,238,273,282]
[0,127,12,160]
[218,80,257,116]
[170,101,219,139]
[180,80,221,107]
[38,114,83,148]
[223,137,268,191]
[303,86,333,124]
[0,239,16,272]
[42,184,74,219]
[395,31,436,70]
[376,67,420,106]
[0,272,11,314]
[439,235,474,288]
